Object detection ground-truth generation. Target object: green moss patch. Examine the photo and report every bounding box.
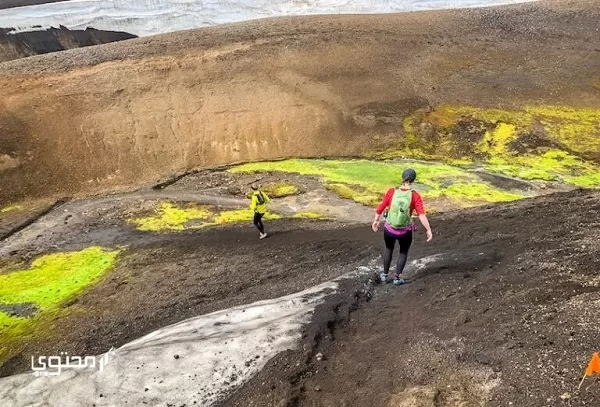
[0,247,120,309]
[244,182,300,199]
[370,105,600,187]
[231,159,524,206]
[325,183,380,207]
[0,204,23,214]
[128,200,332,232]
[293,212,327,219]
[262,183,300,198]
[213,209,281,224]
[129,202,213,232]
[0,247,120,366]
[129,202,283,232]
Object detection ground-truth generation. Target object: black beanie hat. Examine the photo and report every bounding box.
[402,168,417,183]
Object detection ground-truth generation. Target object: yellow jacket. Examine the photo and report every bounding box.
[250,191,270,213]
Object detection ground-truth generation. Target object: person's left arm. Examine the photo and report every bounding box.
[412,192,433,242]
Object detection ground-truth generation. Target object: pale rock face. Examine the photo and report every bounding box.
[0,0,537,37]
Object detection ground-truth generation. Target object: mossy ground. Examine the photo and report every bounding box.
[129,202,286,232]
[369,105,600,188]
[325,183,380,207]
[0,247,120,366]
[259,183,300,198]
[244,182,300,199]
[0,204,23,214]
[230,159,524,207]
[129,202,214,232]
[292,212,327,220]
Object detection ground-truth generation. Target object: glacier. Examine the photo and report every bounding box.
[0,0,538,37]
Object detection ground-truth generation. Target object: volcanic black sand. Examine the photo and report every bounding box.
[1,189,599,406]
[223,190,600,406]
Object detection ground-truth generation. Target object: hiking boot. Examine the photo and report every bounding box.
[392,277,405,286]
[380,272,388,283]
[259,233,268,239]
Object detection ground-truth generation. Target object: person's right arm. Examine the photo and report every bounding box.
[418,214,433,242]
[372,188,394,232]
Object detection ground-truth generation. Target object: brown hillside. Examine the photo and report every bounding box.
[0,0,598,205]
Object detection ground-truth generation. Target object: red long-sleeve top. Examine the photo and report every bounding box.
[376,187,425,216]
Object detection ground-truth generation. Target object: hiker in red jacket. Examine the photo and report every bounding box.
[372,168,433,285]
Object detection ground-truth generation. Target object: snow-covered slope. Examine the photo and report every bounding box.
[0,0,537,37]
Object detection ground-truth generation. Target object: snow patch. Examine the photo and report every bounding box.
[0,261,378,407]
[0,0,539,37]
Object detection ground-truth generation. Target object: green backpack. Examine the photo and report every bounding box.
[387,188,413,228]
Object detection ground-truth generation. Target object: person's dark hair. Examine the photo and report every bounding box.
[402,168,417,183]
[251,185,258,191]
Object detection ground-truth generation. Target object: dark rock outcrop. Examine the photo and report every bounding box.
[0,0,71,10]
[0,25,136,62]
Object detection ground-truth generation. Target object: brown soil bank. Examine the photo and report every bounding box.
[0,0,599,205]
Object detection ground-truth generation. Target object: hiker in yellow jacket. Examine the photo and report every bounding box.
[250,185,270,239]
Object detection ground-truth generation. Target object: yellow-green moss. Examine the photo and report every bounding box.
[440,183,523,203]
[262,183,300,198]
[371,104,600,187]
[0,313,34,364]
[231,159,525,205]
[245,183,300,199]
[212,209,281,224]
[0,247,120,366]
[485,150,600,185]
[129,202,213,232]
[293,212,327,219]
[325,183,357,200]
[326,183,380,206]
[0,204,23,213]
[476,123,518,156]
[0,247,120,309]
[525,106,600,154]
[129,202,285,232]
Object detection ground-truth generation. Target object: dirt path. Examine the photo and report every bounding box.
[0,185,371,258]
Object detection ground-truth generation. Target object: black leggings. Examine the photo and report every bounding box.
[253,212,265,234]
[383,228,413,276]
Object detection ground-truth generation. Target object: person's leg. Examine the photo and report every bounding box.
[381,229,397,282]
[259,213,267,238]
[253,212,265,235]
[393,230,413,285]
